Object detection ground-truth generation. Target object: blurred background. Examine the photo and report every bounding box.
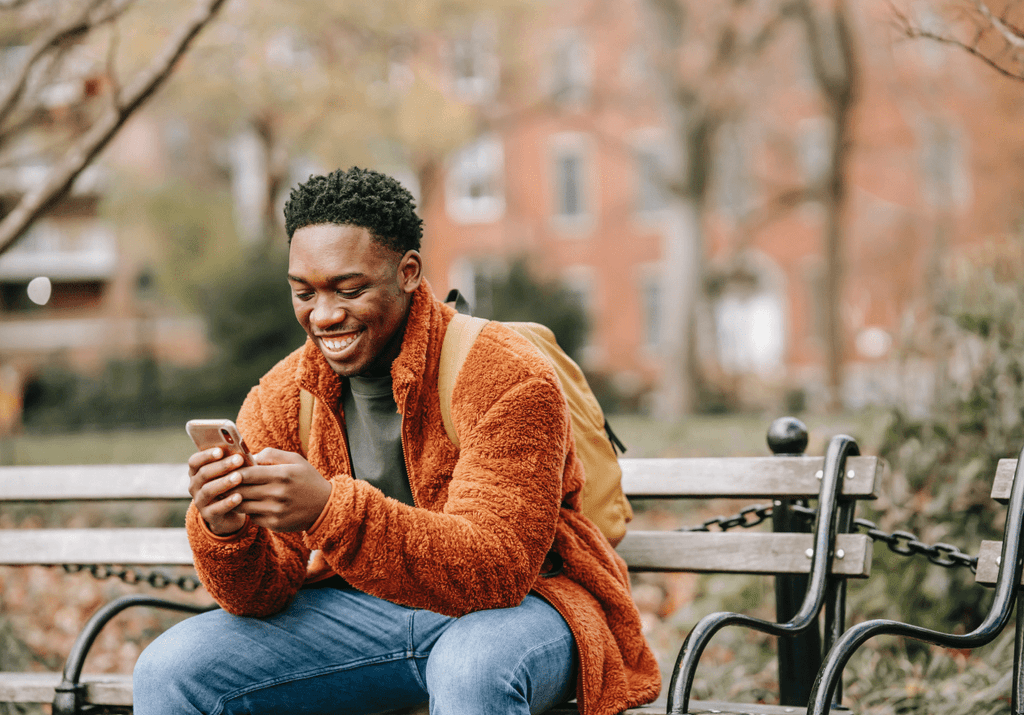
[2,0,1024,712]
[5,0,1024,432]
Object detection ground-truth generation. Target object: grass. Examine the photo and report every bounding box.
[609,408,892,458]
[0,426,194,466]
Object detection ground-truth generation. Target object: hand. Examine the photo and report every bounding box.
[188,447,250,536]
[229,448,333,533]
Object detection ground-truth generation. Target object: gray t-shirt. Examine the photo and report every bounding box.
[341,374,415,506]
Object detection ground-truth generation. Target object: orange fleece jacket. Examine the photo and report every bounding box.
[186,281,660,715]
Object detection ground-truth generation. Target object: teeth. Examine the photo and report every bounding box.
[322,335,357,351]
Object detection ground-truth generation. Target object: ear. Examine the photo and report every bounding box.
[397,250,423,294]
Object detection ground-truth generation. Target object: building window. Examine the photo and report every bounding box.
[447,20,498,103]
[549,29,591,105]
[712,254,786,376]
[716,122,751,221]
[635,146,668,215]
[797,117,831,188]
[445,135,505,224]
[550,134,594,231]
[919,117,970,208]
[555,152,585,217]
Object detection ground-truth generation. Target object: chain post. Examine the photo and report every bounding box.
[767,416,821,708]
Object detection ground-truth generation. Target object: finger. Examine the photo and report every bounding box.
[228,463,287,486]
[205,491,244,518]
[253,447,303,466]
[195,471,243,508]
[187,447,223,475]
[188,456,245,500]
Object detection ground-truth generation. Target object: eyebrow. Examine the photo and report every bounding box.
[287,272,365,284]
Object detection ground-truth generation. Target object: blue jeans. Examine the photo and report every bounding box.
[132,587,576,715]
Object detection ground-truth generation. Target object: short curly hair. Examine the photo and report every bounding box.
[283,167,423,254]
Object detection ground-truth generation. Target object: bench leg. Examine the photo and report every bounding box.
[773,498,821,706]
[1015,599,1024,714]
[53,594,217,715]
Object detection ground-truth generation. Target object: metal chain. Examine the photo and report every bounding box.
[55,504,979,588]
[851,516,979,573]
[677,503,774,532]
[679,502,979,573]
[59,564,203,592]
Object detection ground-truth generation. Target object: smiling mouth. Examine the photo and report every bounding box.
[319,331,361,354]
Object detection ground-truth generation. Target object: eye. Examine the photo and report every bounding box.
[293,290,314,301]
[338,287,365,298]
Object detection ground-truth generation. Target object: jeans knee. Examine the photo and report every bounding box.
[426,642,516,707]
[424,599,576,715]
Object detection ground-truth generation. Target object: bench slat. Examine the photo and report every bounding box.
[0,672,133,706]
[620,456,884,499]
[0,674,847,714]
[0,464,190,501]
[618,531,872,577]
[0,457,885,502]
[0,528,872,576]
[0,528,193,565]
[974,539,1024,586]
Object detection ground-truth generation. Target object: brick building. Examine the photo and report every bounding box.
[419,0,1024,411]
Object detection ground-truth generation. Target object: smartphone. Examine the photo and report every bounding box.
[185,419,256,467]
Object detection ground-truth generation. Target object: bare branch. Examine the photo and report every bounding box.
[895,0,1024,82]
[976,1,1024,49]
[103,12,123,104]
[0,0,230,255]
[0,0,107,129]
[906,23,1024,82]
[0,0,135,130]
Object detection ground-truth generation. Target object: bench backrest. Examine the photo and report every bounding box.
[0,455,885,576]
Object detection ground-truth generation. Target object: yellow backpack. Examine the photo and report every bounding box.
[438,302,633,546]
[297,298,634,547]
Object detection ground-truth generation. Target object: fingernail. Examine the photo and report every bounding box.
[213,448,222,458]
[231,473,241,483]
[232,454,242,465]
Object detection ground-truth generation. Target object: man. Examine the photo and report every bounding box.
[133,167,659,715]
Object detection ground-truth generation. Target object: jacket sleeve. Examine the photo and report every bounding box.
[186,382,311,616]
[303,374,568,617]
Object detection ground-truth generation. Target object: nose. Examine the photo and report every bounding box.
[309,295,347,331]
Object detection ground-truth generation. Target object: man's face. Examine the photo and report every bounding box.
[288,223,422,378]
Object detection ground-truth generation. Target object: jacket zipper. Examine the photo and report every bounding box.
[399,396,418,508]
[535,581,588,715]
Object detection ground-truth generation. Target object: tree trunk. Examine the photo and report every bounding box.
[797,0,858,412]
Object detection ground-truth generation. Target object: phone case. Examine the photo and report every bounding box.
[185,419,256,466]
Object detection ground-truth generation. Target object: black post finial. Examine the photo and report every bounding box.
[767,416,809,455]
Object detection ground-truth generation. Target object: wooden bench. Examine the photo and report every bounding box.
[0,418,885,715]
[803,451,1024,715]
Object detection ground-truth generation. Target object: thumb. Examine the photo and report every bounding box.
[253,447,304,465]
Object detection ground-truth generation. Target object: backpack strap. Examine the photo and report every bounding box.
[438,313,488,448]
[444,288,472,315]
[298,387,315,457]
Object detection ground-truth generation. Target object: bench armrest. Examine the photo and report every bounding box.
[53,594,217,715]
[667,434,861,715]
[805,442,1024,715]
